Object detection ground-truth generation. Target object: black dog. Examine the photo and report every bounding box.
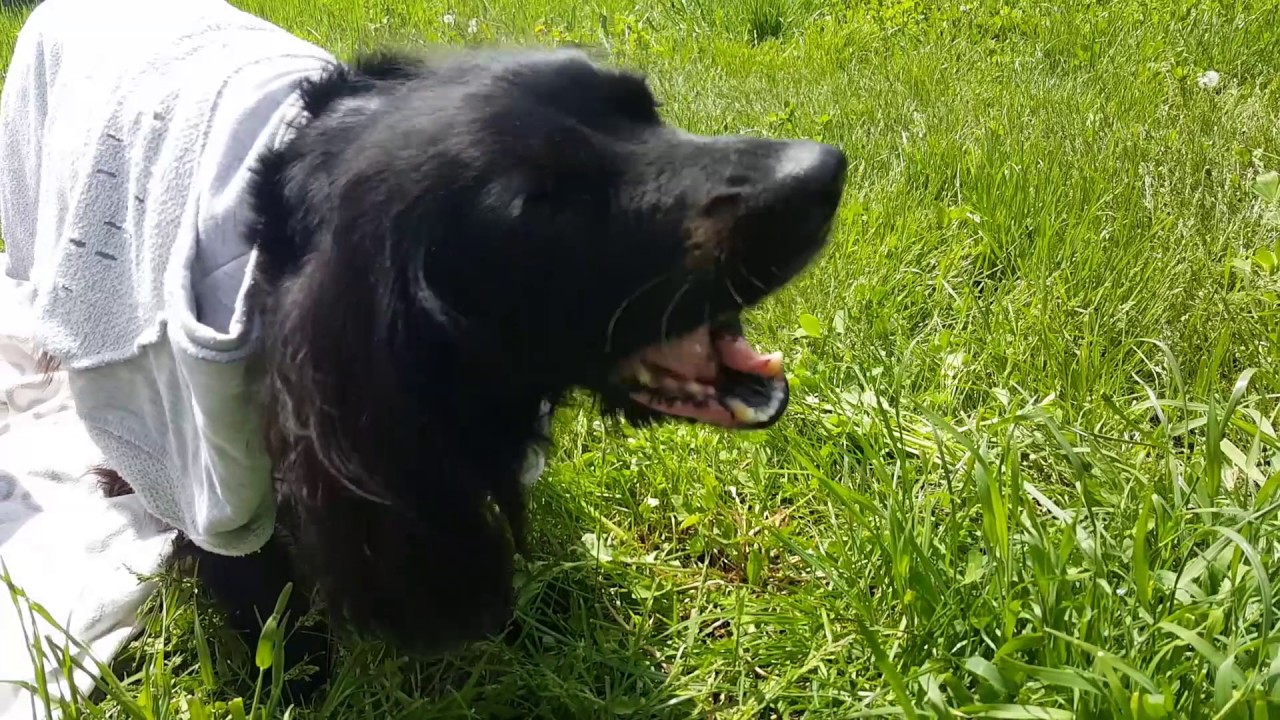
[223,46,843,693]
[70,44,845,695]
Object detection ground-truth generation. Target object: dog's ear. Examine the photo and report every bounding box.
[259,187,534,651]
[351,48,429,81]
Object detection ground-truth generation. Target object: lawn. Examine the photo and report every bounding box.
[3,0,1280,717]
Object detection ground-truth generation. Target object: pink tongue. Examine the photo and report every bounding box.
[634,326,785,380]
[714,335,784,378]
[637,326,718,380]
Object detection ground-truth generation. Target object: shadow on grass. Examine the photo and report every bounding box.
[313,558,695,719]
[94,515,694,719]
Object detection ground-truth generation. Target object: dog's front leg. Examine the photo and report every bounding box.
[176,536,332,703]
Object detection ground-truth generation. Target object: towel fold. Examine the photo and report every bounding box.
[0,0,336,556]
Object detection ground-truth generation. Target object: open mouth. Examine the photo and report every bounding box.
[613,319,789,429]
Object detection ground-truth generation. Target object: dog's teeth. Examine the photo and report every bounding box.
[684,380,708,397]
[725,397,758,424]
[635,365,655,387]
[660,375,683,394]
[760,352,785,378]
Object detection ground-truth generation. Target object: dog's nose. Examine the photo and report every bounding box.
[692,139,847,232]
[686,138,846,286]
[679,136,847,293]
[771,140,848,210]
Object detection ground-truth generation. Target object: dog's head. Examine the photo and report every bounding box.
[253,47,844,653]
[272,48,844,429]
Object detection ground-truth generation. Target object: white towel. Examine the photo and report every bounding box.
[0,253,177,720]
[0,0,553,561]
[0,0,337,556]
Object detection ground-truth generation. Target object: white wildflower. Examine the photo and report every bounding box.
[442,13,455,26]
[1197,69,1220,89]
[467,18,478,35]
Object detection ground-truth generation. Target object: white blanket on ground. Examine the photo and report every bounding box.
[0,254,177,720]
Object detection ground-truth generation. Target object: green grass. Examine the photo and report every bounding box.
[4,0,1280,716]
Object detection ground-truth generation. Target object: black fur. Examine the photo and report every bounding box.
[167,46,845,698]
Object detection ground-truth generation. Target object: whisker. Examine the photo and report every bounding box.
[742,267,769,291]
[660,280,692,344]
[724,274,746,307]
[605,269,676,352]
